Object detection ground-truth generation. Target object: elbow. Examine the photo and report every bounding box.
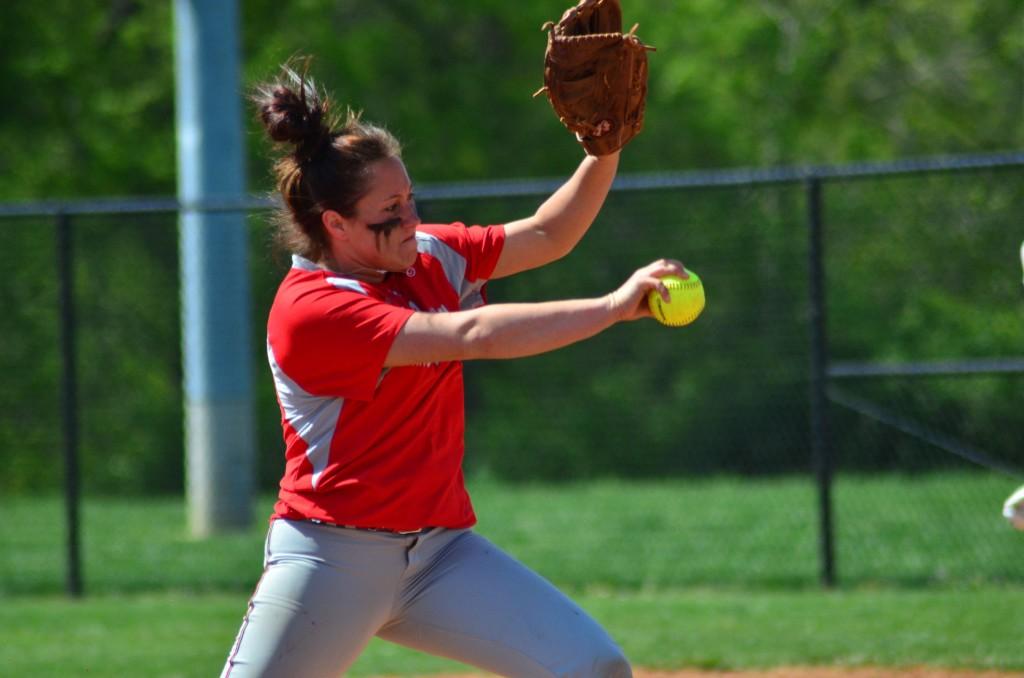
[549,237,577,263]
[458,314,500,360]
[537,230,577,265]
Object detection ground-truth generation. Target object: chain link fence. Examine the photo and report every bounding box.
[1,152,1022,592]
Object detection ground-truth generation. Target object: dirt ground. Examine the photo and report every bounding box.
[419,669,1023,678]
[629,669,1024,678]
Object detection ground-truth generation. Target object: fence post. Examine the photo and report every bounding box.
[56,210,82,597]
[174,0,254,536]
[807,176,836,587]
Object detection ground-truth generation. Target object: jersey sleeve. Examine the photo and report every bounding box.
[268,286,414,401]
[419,222,505,283]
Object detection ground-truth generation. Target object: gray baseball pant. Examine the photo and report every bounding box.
[221,519,631,677]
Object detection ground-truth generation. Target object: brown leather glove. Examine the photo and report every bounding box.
[535,0,654,156]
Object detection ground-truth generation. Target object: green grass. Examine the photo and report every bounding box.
[4,472,1020,595]
[2,473,1023,675]
[3,588,1023,677]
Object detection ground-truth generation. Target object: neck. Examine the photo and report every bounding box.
[319,257,388,283]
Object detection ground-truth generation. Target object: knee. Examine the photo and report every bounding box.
[593,648,632,678]
[552,643,630,678]
[565,645,631,678]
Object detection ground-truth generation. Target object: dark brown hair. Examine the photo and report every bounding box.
[252,58,402,262]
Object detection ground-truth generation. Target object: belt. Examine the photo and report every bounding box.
[309,519,425,535]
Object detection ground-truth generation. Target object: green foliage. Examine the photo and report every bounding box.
[0,2,175,200]
[0,220,61,493]
[72,215,184,492]
[824,171,1024,475]
[0,214,185,494]
[2,1,1021,200]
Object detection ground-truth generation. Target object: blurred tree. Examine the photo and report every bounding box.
[0,1,175,200]
[0,0,1020,199]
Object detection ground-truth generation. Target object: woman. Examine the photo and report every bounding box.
[221,61,686,678]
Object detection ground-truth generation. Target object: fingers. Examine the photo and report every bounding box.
[639,259,687,300]
[610,258,690,322]
[636,258,686,279]
[656,258,687,277]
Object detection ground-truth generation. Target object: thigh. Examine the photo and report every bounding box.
[379,531,631,678]
[221,520,407,678]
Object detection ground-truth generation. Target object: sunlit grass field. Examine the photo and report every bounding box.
[4,587,1023,677]
[3,473,1023,676]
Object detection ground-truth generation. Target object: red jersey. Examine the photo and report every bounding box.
[265,223,505,531]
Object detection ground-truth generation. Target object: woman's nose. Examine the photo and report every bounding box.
[403,201,420,226]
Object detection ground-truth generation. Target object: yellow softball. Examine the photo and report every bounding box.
[648,271,705,327]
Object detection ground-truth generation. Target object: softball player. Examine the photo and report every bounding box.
[221,62,685,678]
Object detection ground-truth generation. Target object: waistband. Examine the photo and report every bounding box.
[308,519,425,535]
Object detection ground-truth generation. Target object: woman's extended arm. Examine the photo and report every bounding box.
[489,152,620,279]
[384,259,685,367]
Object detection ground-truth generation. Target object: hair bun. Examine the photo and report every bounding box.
[255,66,333,162]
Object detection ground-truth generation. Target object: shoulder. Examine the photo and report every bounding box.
[415,222,505,260]
[415,222,468,249]
[270,256,394,336]
[273,257,372,308]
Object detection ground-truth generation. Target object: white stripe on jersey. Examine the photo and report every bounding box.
[267,339,343,490]
[294,239,486,308]
[291,254,320,271]
[460,279,488,310]
[325,276,368,294]
[415,232,488,308]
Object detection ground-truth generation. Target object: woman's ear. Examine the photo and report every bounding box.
[321,210,348,239]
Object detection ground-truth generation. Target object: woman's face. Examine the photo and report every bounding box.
[346,156,420,272]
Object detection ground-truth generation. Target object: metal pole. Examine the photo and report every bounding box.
[56,211,82,597]
[173,0,254,536]
[807,177,835,587]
